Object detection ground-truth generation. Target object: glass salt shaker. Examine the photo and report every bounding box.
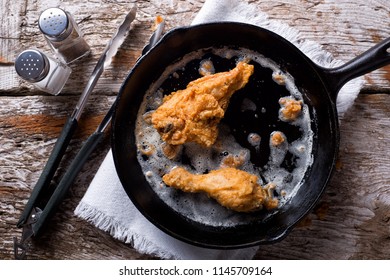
[38,7,90,64]
[15,49,71,95]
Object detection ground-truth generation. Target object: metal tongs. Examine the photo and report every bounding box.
[14,6,164,259]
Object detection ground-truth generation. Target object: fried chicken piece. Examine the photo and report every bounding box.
[279,97,302,121]
[220,153,247,168]
[163,167,278,212]
[152,61,254,147]
[270,131,286,147]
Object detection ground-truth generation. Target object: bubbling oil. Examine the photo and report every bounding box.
[135,47,314,227]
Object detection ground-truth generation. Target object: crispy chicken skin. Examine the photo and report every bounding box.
[151,61,254,147]
[270,131,286,146]
[163,167,278,212]
[279,97,302,121]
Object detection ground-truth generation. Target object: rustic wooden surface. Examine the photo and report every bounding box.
[0,0,389,260]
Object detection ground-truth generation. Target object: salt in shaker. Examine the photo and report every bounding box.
[15,49,71,95]
[38,7,90,64]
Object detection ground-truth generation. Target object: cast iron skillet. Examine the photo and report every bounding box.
[112,22,390,249]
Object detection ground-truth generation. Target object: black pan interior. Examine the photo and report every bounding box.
[112,22,339,248]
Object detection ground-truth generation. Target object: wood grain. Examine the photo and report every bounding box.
[1,0,389,95]
[255,93,390,260]
[1,93,388,260]
[1,0,389,259]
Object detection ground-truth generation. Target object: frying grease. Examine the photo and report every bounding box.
[135,47,314,227]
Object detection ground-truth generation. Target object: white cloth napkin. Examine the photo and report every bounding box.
[74,0,363,260]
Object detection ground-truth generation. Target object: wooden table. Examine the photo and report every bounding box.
[1,0,389,260]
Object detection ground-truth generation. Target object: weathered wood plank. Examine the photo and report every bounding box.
[1,0,205,95]
[0,0,25,90]
[1,0,389,94]
[0,95,118,259]
[1,93,389,259]
[257,0,390,92]
[1,0,389,260]
[254,93,390,260]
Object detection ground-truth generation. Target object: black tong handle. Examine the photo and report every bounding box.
[17,117,78,228]
[32,130,105,235]
[32,99,115,234]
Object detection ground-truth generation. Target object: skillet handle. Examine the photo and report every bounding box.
[318,37,390,101]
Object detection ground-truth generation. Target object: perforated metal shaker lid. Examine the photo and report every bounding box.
[38,8,71,40]
[15,50,50,82]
